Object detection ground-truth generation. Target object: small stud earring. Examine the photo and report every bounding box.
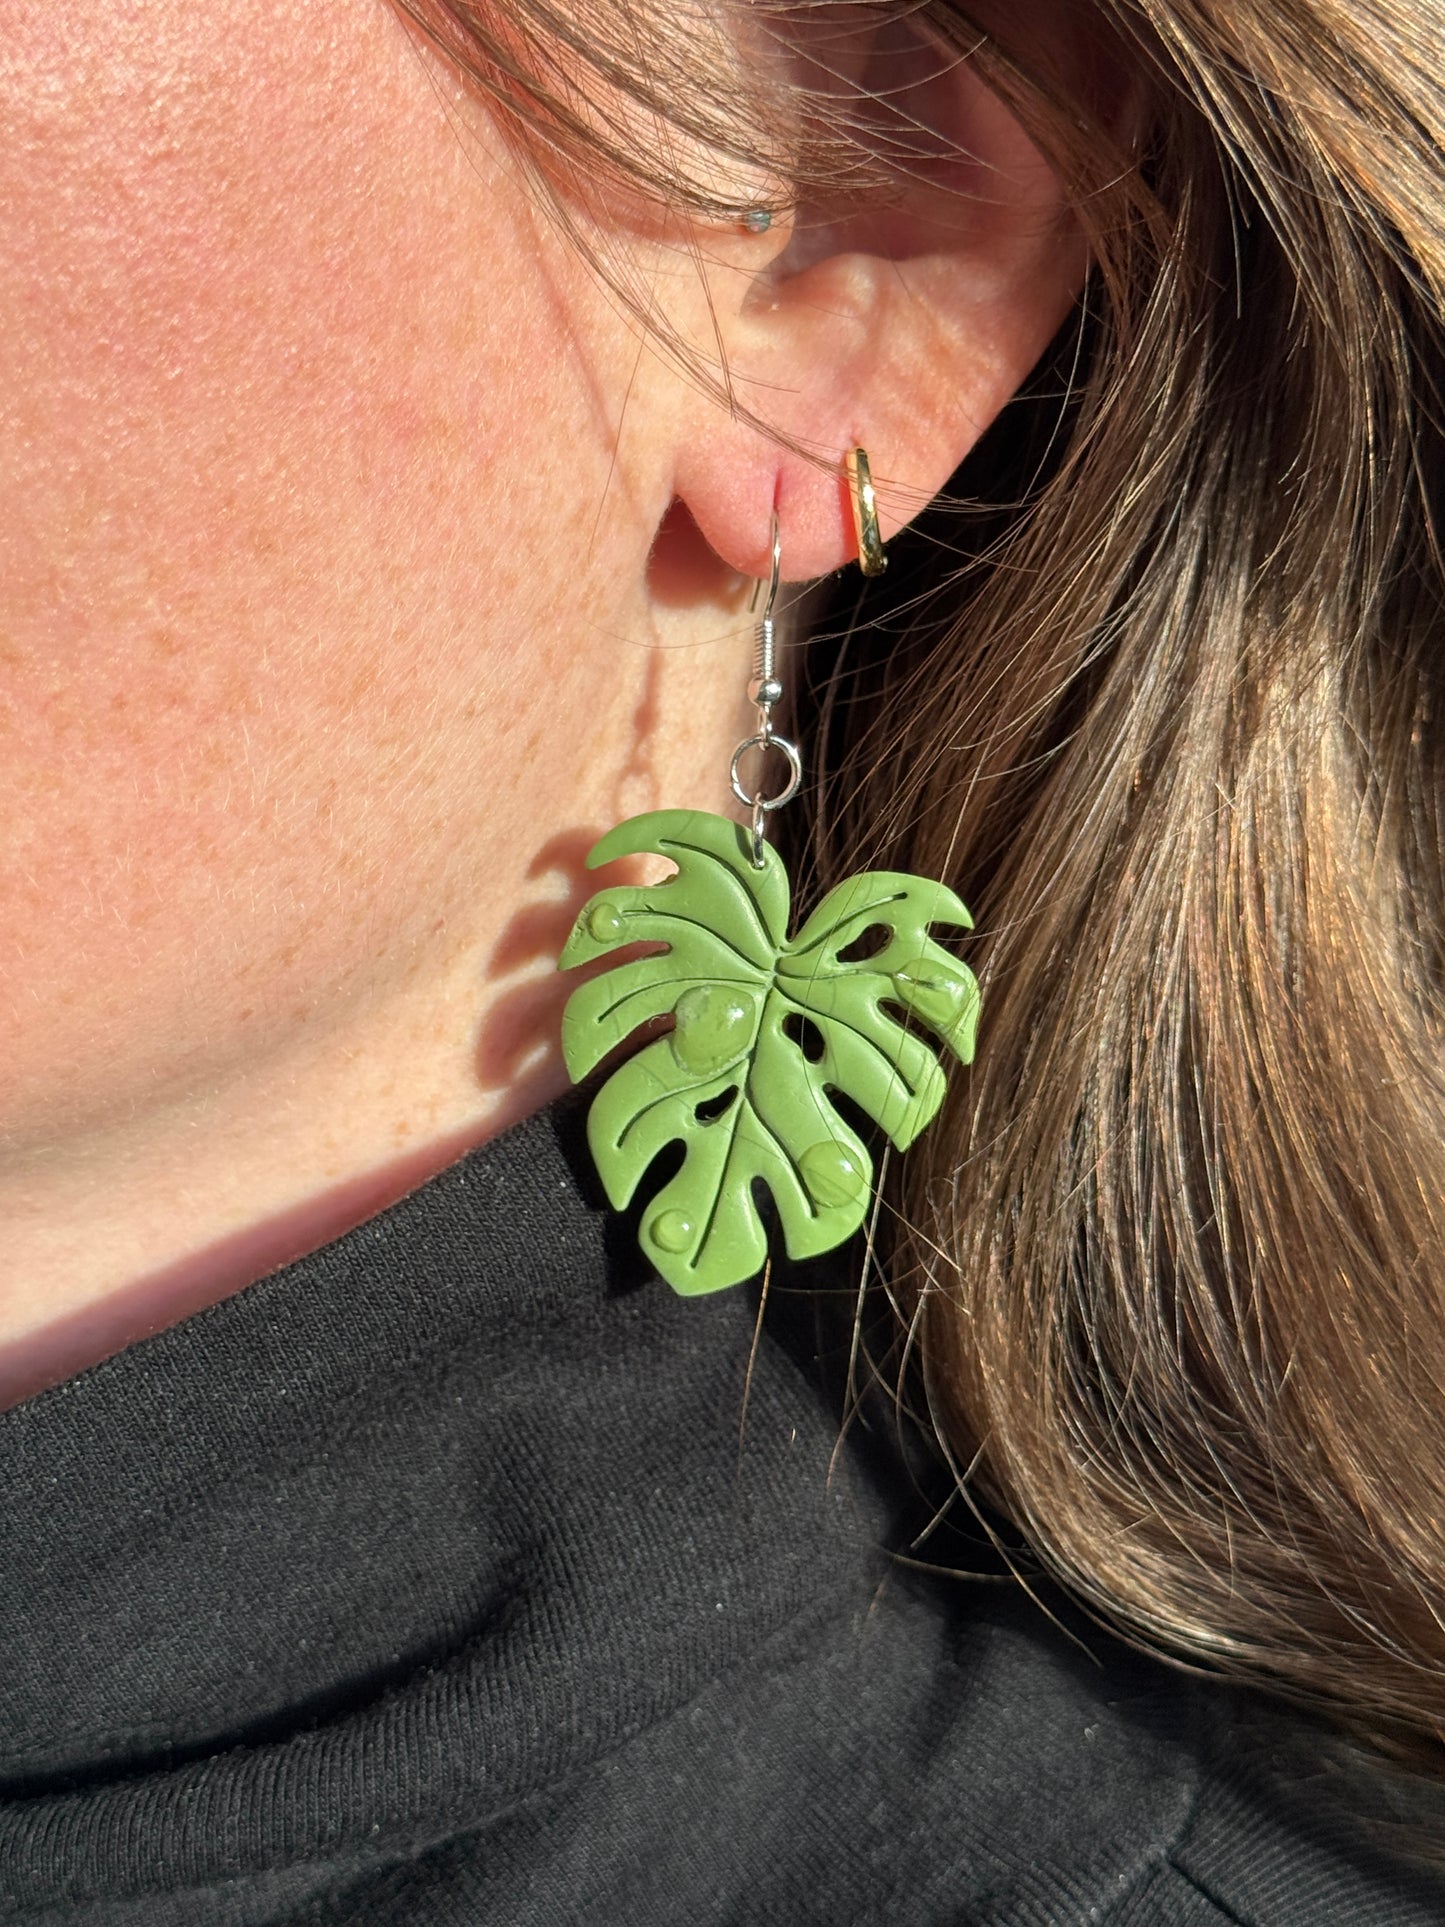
[739,207,773,235]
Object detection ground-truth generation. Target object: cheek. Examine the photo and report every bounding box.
[0,1,616,1140]
[0,1,555,597]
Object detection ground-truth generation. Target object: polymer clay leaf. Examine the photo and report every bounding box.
[560,808,979,1296]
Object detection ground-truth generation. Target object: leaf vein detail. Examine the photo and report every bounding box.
[769,982,925,1101]
[657,836,777,962]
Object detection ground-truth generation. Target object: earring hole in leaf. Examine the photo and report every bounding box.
[782,1010,827,1063]
[837,923,892,963]
[694,1086,739,1124]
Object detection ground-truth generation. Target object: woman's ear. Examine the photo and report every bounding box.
[665,14,1089,580]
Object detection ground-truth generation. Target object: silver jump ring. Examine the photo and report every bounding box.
[730,732,802,813]
[749,796,769,869]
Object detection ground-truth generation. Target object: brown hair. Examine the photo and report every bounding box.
[396,0,1445,1767]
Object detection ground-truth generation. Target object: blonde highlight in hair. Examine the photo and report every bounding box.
[397,0,1445,1766]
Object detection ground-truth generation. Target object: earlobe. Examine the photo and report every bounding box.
[666,26,1088,583]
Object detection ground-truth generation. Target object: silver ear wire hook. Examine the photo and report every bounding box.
[748,515,782,623]
[730,513,801,868]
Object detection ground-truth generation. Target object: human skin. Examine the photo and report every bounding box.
[0,0,1082,1401]
[0,0,721,1387]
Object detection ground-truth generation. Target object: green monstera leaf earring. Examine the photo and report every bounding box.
[560,470,980,1295]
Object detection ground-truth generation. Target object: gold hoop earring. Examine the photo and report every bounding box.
[844,447,887,577]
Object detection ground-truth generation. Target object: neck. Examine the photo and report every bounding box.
[0,583,756,1407]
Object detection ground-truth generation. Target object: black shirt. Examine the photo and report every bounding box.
[0,1098,1439,1923]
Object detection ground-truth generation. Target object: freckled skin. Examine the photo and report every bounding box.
[0,0,747,1364]
[0,0,1080,1390]
[0,5,644,1140]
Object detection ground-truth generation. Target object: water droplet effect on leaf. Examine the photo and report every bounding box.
[890,957,969,1030]
[799,1140,867,1209]
[559,810,978,1294]
[587,900,627,943]
[649,1209,696,1254]
[670,983,759,1075]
